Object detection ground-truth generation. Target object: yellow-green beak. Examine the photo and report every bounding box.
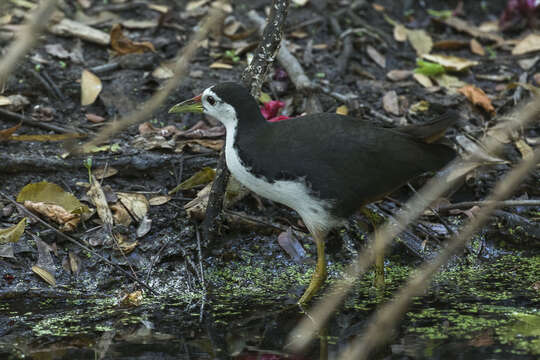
[168,94,203,114]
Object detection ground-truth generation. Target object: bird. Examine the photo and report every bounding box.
[169,82,457,304]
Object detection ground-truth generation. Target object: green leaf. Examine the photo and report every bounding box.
[414,59,446,76]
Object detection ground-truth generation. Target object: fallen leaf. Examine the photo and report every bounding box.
[433,74,467,92]
[433,39,469,50]
[442,17,503,44]
[0,96,11,106]
[513,33,540,55]
[386,69,412,81]
[458,84,495,114]
[110,24,155,55]
[0,218,26,245]
[148,195,171,206]
[515,139,534,160]
[170,167,216,193]
[382,90,400,116]
[0,122,21,141]
[209,62,233,69]
[336,105,348,115]
[111,202,132,227]
[117,192,149,222]
[152,64,174,79]
[24,202,80,231]
[81,69,102,106]
[148,4,169,13]
[407,29,433,56]
[470,38,485,56]
[393,24,408,42]
[32,265,56,286]
[422,53,479,71]
[93,167,118,179]
[413,73,433,88]
[366,45,386,68]
[17,181,89,215]
[86,113,105,123]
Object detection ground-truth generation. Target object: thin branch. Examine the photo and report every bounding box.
[437,199,540,212]
[241,0,291,98]
[0,0,58,82]
[202,0,291,244]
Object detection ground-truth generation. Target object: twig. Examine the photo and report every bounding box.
[241,0,290,98]
[437,199,540,212]
[202,0,291,244]
[0,191,157,296]
[288,95,540,350]
[0,108,84,134]
[0,0,58,82]
[340,147,540,360]
[247,7,322,113]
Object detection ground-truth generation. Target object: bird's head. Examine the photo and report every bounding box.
[169,82,258,129]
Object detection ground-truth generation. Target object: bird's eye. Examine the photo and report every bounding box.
[206,96,216,106]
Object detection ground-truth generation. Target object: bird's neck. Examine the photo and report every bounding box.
[223,98,268,147]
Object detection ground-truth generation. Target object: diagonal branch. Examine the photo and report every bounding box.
[201,0,290,244]
[0,0,58,83]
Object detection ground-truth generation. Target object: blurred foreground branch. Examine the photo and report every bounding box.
[0,0,58,83]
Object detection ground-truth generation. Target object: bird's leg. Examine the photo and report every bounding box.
[361,207,385,289]
[298,230,328,305]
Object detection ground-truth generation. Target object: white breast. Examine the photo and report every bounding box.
[224,124,340,233]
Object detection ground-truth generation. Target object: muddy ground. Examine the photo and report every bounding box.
[0,0,539,359]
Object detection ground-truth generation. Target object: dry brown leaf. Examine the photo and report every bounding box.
[433,39,469,50]
[386,69,411,81]
[117,192,149,222]
[393,24,407,42]
[209,62,233,69]
[148,195,171,206]
[422,54,479,71]
[515,139,534,160]
[336,105,348,116]
[0,122,21,141]
[0,218,26,245]
[24,201,80,231]
[512,34,540,55]
[413,73,433,88]
[470,39,485,56]
[407,29,433,56]
[110,24,155,55]
[442,17,503,44]
[32,265,56,286]
[366,45,385,68]
[458,84,495,114]
[382,90,400,116]
[111,202,132,227]
[86,113,105,123]
[87,177,114,230]
[81,69,102,106]
[93,167,118,180]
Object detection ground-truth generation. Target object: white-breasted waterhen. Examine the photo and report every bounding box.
[169,82,457,304]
